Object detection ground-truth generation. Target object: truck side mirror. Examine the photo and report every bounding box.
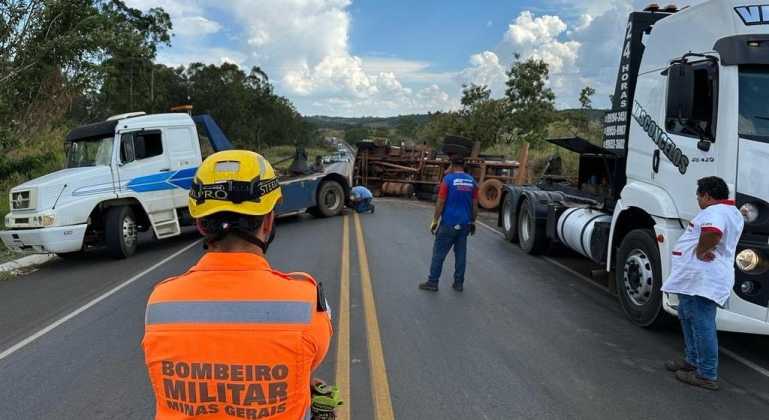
[666,63,695,121]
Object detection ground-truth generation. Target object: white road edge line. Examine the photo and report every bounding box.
[476,220,769,380]
[719,346,769,378]
[0,239,203,361]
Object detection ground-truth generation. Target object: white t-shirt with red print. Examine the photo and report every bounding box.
[661,200,745,306]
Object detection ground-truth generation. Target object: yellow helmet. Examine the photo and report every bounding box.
[188,150,282,218]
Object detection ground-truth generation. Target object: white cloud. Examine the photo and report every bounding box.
[156,48,248,69]
[125,0,222,37]
[126,0,714,116]
[503,11,567,46]
[497,11,579,73]
[455,51,507,94]
[173,16,222,36]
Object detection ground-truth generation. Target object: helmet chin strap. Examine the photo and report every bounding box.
[231,225,275,254]
[199,215,275,254]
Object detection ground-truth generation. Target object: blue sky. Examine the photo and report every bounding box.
[126,0,704,117]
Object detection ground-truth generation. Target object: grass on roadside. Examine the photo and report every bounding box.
[0,257,58,282]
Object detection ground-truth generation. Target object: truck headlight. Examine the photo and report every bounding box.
[740,202,759,223]
[43,214,55,226]
[736,249,762,273]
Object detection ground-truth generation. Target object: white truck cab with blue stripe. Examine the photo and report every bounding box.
[498,1,769,335]
[2,111,352,259]
[0,111,232,259]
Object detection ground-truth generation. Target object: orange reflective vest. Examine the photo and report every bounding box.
[142,252,332,420]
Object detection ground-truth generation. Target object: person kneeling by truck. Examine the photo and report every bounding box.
[349,185,375,213]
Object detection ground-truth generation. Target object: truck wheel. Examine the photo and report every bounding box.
[615,230,677,328]
[443,135,475,149]
[501,193,518,243]
[478,179,502,209]
[105,206,138,259]
[316,181,344,217]
[518,199,547,254]
[441,144,471,157]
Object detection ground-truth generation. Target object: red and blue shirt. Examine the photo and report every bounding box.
[438,173,478,226]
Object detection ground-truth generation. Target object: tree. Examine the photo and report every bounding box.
[343,124,370,144]
[372,126,390,138]
[395,116,418,141]
[460,83,491,112]
[415,111,463,147]
[504,52,556,146]
[1,0,172,128]
[579,86,596,110]
[576,86,596,135]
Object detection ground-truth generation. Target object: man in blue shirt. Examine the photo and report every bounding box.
[419,154,478,292]
[349,185,375,213]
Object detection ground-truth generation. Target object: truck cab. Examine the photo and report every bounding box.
[2,111,351,259]
[1,112,230,259]
[498,1,769,335]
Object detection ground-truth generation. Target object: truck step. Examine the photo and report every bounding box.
[149,210,181,239]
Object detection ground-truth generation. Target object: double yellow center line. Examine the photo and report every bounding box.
[335,213,395,419]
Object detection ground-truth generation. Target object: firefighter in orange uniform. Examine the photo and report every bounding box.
[142,150,334,419]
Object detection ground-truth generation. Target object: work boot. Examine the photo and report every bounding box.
[418,282,438,291]
[452,283,463,291]
[675,370,718,391]
[665,359,696,372]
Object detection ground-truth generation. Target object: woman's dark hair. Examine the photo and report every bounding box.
[696,176,729,200]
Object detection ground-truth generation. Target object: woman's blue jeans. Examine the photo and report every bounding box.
[676,293,719,380]
[427,223,470,285]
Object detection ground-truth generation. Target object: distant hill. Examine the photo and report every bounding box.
[305,109,607,130]
[304,114,430,130]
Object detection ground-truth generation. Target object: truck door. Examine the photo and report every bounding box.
[659,59,721,221]
[165,126,201,208]
[116,129,175,213]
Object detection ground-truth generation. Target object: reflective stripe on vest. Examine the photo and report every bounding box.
[145,300,313,325]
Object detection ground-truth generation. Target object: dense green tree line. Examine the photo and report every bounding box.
[0,0,317,185]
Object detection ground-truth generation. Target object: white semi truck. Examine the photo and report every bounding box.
[1,111,350,259]
[498,1,769,335]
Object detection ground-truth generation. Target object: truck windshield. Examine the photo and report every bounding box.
[738,67,769,137]
[66,137,114,168]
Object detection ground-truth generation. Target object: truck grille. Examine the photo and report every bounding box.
[10,190,35,210]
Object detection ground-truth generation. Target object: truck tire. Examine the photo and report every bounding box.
[615,230,677,328]
[478,179,502,209]
[501,193,518,243]
[441,144,471,157]
[443,135,475,149]
[316,180,344,217]
[518,199,547,254]
[105,206,138,259]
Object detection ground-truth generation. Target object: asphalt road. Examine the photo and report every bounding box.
[0,198,768,419]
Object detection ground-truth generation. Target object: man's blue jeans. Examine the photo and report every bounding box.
[354,197,373,213]
[676,293,719,380]
[428,223,470,285]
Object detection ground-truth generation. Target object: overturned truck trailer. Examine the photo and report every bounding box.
[352,135,528,209]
